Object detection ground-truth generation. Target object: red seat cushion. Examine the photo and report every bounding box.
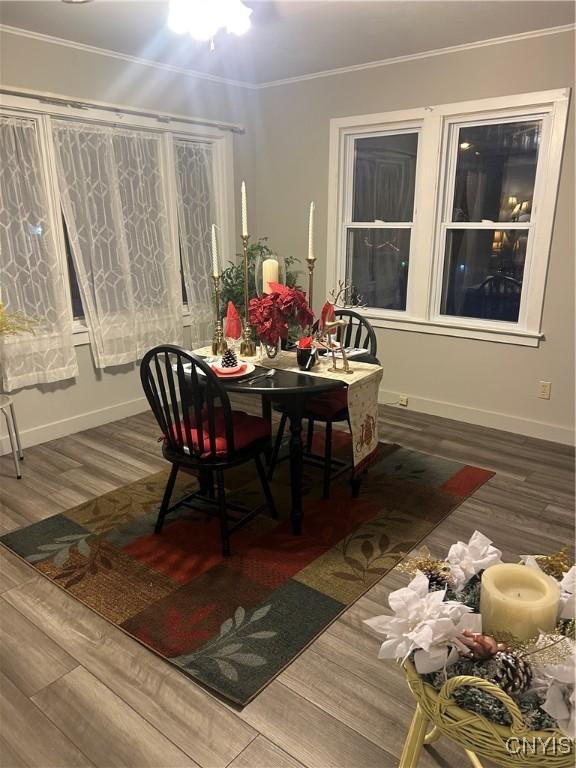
[165,408,270,459]
[303,390,348,420]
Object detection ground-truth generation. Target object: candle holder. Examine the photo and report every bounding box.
[239,233,257,357]
[307,254,317,310]
[211,275,228,356]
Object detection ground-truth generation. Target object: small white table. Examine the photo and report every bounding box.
[0,395,23,479]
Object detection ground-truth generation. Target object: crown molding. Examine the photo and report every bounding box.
[257,23,576,89]
[1,22,574,91]
[0,23,259,90]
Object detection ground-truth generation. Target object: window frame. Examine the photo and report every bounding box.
[327,89,570,346]
[342,124,422,315]
[0,93,235,346]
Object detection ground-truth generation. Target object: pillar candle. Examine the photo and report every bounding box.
[241,181,248,238]
[480,563,560,640]
[262,258,279,294]
[307,201,315,261]
[211,224,219,278]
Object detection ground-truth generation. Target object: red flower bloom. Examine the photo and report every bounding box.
[249,286,314,347]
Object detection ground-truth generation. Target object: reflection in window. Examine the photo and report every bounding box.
[452,121,541,223]
[347,228,411,311]
[441,229,526,322]
[353,133,418,222]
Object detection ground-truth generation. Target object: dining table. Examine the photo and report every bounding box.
[191,347,381,536]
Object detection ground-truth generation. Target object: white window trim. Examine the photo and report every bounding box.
[0,92,235,345]
[327,89,570,347]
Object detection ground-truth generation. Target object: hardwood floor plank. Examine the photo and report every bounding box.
[3,577,256,768]
[240,680,397,768]
[0,548,35,593]
[0,737,29,768]
[0,670,93,768]
[0,598,78,697]
[228,736,304,768]
[32,667,197,768]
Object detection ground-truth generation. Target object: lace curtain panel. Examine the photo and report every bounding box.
[0,116,78,391]
[174,140,215,348]
[52,121,183,367]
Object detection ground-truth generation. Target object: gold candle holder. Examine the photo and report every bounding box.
[212,275,228,356]
[307,255,317,310]
[239,233,257,357]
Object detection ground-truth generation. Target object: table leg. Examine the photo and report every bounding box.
[261,396,273,465]
[288,410,304,535]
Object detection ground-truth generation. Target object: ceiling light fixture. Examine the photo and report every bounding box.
[167,0,252,42]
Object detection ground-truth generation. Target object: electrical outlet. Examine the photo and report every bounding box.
[538,381,552,400]
[398,395,409,407]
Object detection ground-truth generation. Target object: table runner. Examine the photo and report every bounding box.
[193,347,383,473]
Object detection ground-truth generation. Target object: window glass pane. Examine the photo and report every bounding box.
[352,133,418,222]
[441,229,526,322]
[452,120,541,223]
[346,228,410,310]
[62,215,84,319]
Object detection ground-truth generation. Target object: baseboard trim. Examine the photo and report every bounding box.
[0,396,149,455]
[379,388,574,446]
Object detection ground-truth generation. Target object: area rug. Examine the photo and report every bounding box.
[0,435,493,705]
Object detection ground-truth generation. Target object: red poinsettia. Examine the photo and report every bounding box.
[249,284,314,347]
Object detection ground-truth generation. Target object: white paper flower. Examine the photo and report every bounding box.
[447,530,502,591]
[527,634,576,739]
[364,571,475,674]
[521,558,575,619]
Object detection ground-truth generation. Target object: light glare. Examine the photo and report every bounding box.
[167,0,252,41]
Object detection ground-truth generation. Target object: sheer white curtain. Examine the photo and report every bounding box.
[174,140,215,348]
[0,116,77,391]
[52,120,183,367]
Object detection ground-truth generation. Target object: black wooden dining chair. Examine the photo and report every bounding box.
[140,345,277,557]
[268,310,378,499]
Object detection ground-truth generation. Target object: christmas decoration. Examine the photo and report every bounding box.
[364,571,475,674]
[398,546,454,591]
[221,348,238,368]
[224,301,242,340]
[365,533,576,737]
[248,284,313,348]
[447,530,502,591]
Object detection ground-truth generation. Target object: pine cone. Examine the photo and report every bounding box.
[221,349,238,368]
[489,651,533,695]
[425,568,452,591]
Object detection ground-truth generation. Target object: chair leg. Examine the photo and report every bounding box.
[267,412,287,480]
[9,403,23,461]
[216,469,230,558]
[155,464,179,533]
[322,421,333,499]
[2,407,21,479]
[199,468,214,498]
[255,453,278,519]
[306,419,315,454]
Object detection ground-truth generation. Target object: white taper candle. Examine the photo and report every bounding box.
[307,201,315,261]
[211,224,219,278]
[241,181,248,238]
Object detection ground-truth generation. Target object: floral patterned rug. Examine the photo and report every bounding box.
[0,434,492,705]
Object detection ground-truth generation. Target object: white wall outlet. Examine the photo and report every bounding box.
[398,395,409,407]
[538,381,552,400]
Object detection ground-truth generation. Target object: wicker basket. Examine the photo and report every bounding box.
[400,661,574,768]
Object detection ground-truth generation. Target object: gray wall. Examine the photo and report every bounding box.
[250,31,575,443]
[0,27,574,449]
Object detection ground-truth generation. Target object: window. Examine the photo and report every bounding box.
[0,92,234,355]
[346,132,418,311]
[329,89,569,346]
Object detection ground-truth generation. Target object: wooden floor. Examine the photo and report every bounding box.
[0,404,573,768]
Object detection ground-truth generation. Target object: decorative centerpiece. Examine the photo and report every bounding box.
[365,532,575,766]
[296,335,317,370]
[248,282,314,358]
